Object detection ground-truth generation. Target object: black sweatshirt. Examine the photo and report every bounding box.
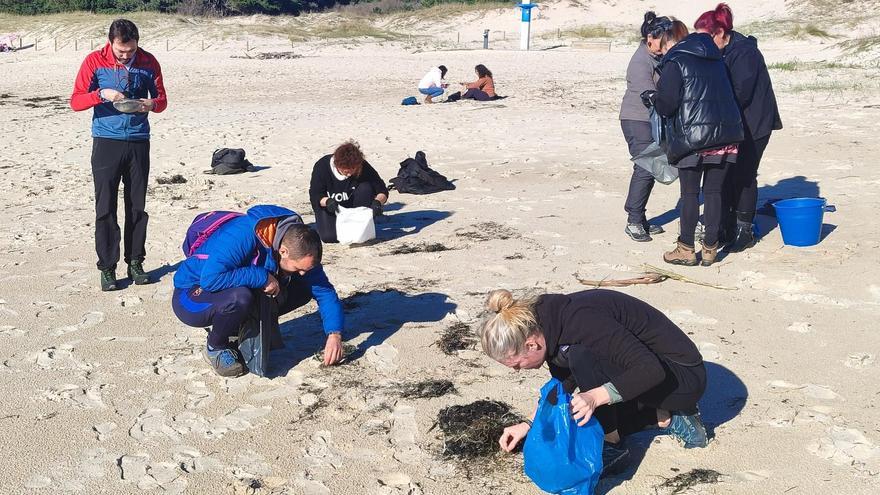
[722,31,783,141]
[536,289,703,402]
[308,154,389,211]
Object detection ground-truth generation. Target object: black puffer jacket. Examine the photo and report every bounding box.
[654,33,744,165]
[723,31,782,141]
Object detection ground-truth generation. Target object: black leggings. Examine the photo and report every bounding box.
[723,135,770,226]
[678,161,730,246]
[461,88,492,101]
[566,347,706,436]
[313,182,377,243]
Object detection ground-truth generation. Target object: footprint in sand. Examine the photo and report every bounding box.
[807,427,880,471]
[767,380,841,400]
[52,311,105,336]
[39,384,106,409]
[138,462,187,494]
[366,343,399,373]
[390,404,423,465]
[185,381,215,409]
[130,409,182,443]
[207,404,272,439]
[378,472,424,495]
[844,353,874,369]
[230,450,274,481]
[303,430,343,469]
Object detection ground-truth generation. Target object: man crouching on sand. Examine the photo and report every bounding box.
[172,205,344,377]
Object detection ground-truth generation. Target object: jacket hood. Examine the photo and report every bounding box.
[665,33,722,62]
[246,205,298,230]
[724,30,758,55]
[535,294,571,361]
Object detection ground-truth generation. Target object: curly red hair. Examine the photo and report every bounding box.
[333,140,364,176]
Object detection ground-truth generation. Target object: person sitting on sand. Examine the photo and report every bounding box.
[459,64,496,101]
[418,65,448,103]
[172,205,344,377]
[310,141,389,243]
[479,288,709,469]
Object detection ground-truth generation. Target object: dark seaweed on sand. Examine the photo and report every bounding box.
[437,322,476,355]
[156,174,187,184]
[398,379,456,399]
[455,222,519,242]
[384,242,452,256]
[437,400,525,458]
[656,468,722,494]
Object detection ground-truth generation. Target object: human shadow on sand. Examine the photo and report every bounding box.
[268,288,456,377]
[754,175,822,241]
[116,261,181,289]
[375,208,452,242]
[596,361,747,494]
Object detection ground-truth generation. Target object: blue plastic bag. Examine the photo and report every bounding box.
[524,378,604,494]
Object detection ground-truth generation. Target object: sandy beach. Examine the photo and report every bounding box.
[1,1,880,493]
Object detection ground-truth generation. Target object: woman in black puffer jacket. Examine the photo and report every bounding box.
[696,3,783,252]
[644,26,744,267]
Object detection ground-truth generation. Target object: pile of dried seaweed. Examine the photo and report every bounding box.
[656,468,723,494]
[437,322,476,355]
[384,242,452,256]
[156,174,187,184]
[398,379,456,399]
[455,222,519,242]
[437,400,524,458]
[312,343,358,365]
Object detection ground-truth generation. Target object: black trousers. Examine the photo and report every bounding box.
[313,182,378,243]
[678,160,730,246]
[621,120,657,225]
[91,137,150,270]
[566,347,706,436]
[461,88,493,101]
[723,134,770,228]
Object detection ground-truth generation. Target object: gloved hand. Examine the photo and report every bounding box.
[370,199,384,217]
[325,197,339,214]
[640,90,657,109]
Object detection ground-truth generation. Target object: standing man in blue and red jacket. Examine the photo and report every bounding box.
[172,206,345,377]
[70,19,167,291]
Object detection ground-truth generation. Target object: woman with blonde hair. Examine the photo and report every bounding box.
[479,288,709,462]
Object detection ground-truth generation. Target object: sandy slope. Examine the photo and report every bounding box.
[1,2,880,494]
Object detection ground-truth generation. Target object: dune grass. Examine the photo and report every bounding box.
[784,23,835,39]
[768,60,861,71]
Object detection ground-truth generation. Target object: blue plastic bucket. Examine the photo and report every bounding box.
[773,198,826,247]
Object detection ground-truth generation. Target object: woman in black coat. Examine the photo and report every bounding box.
[695,3,783,251]
[478,288,709,465]
[644,27,744,266]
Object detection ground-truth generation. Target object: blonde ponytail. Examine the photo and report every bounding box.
[478,289,540,361]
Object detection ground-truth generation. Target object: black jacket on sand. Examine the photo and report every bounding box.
[654,33,744,165]
[536,289,703,402]
[723,31,783,141]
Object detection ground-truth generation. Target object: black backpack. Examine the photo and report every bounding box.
[389,151,455,195]
[207,148,253,175]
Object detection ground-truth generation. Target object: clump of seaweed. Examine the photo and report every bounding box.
[656,468,723,494]
[437,322,476,355]
[437,400,525,458]
[455,222,519,242]
[384,242,452,256]
[312,343,359,365]
[398,379,456,399]
[156,174,187,185]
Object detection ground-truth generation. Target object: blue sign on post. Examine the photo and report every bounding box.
[517,3,538,50]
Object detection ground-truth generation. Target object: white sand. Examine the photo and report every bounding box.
[1,1,880,493]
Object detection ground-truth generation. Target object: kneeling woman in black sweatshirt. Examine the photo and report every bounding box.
[309,141,389,243]
[480,288,708,456]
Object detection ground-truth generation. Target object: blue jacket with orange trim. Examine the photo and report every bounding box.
[70,43,167,141]
[173,205,345,334]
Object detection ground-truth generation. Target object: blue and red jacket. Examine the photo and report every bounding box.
[70,43,167,141]
[173,205,345,334]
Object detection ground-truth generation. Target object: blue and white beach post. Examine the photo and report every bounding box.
[517,3,537,50]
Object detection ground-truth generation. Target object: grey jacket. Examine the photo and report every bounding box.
[619,42,659,122]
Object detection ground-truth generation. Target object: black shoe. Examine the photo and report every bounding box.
[99,268,118,292]
[625,223,652,242]
[127,260,151,285]
[601,442,630,476]
[643,221,664,235]
[726,224,756,253]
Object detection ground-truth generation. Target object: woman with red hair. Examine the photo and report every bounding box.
[695,3,782,252]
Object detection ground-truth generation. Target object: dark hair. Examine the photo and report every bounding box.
[438,65,448,78]
[641,11,672,40]
[695,3,733,36]
[333,140,365,175]
[475,64,492,78]
[660,19,689,49]
[281,224,323,263]
[108,19,139,43]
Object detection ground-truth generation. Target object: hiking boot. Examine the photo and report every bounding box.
[663,240,697,266]
[700,241,719,267]
[644,222,664,235]
[601,442,630,477]
[99,268,118,292]
[625,223,652,242]
[127,260,151,285]
[664,410,709,449]
[202,346,246,378]
[725,223,756,253]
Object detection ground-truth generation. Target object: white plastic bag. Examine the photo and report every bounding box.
[335,205,376,244]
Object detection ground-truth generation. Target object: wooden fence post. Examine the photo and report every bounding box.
[166,39,170,51]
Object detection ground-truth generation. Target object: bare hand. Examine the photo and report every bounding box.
[498,422,530,452]
[263,273,280,296]
[138,98,154,112]
[322,333,343,366]
[100,88,125,102]
[571,387,610,426]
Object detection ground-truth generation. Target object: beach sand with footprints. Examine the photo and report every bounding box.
[1,1,880,493]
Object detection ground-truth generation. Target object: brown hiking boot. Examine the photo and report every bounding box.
[700,241,719,267]
[663,240,697,266]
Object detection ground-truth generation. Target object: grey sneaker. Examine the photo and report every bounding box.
[644,222,664,235]
[203,346,246,377]
[625,223,652,242]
